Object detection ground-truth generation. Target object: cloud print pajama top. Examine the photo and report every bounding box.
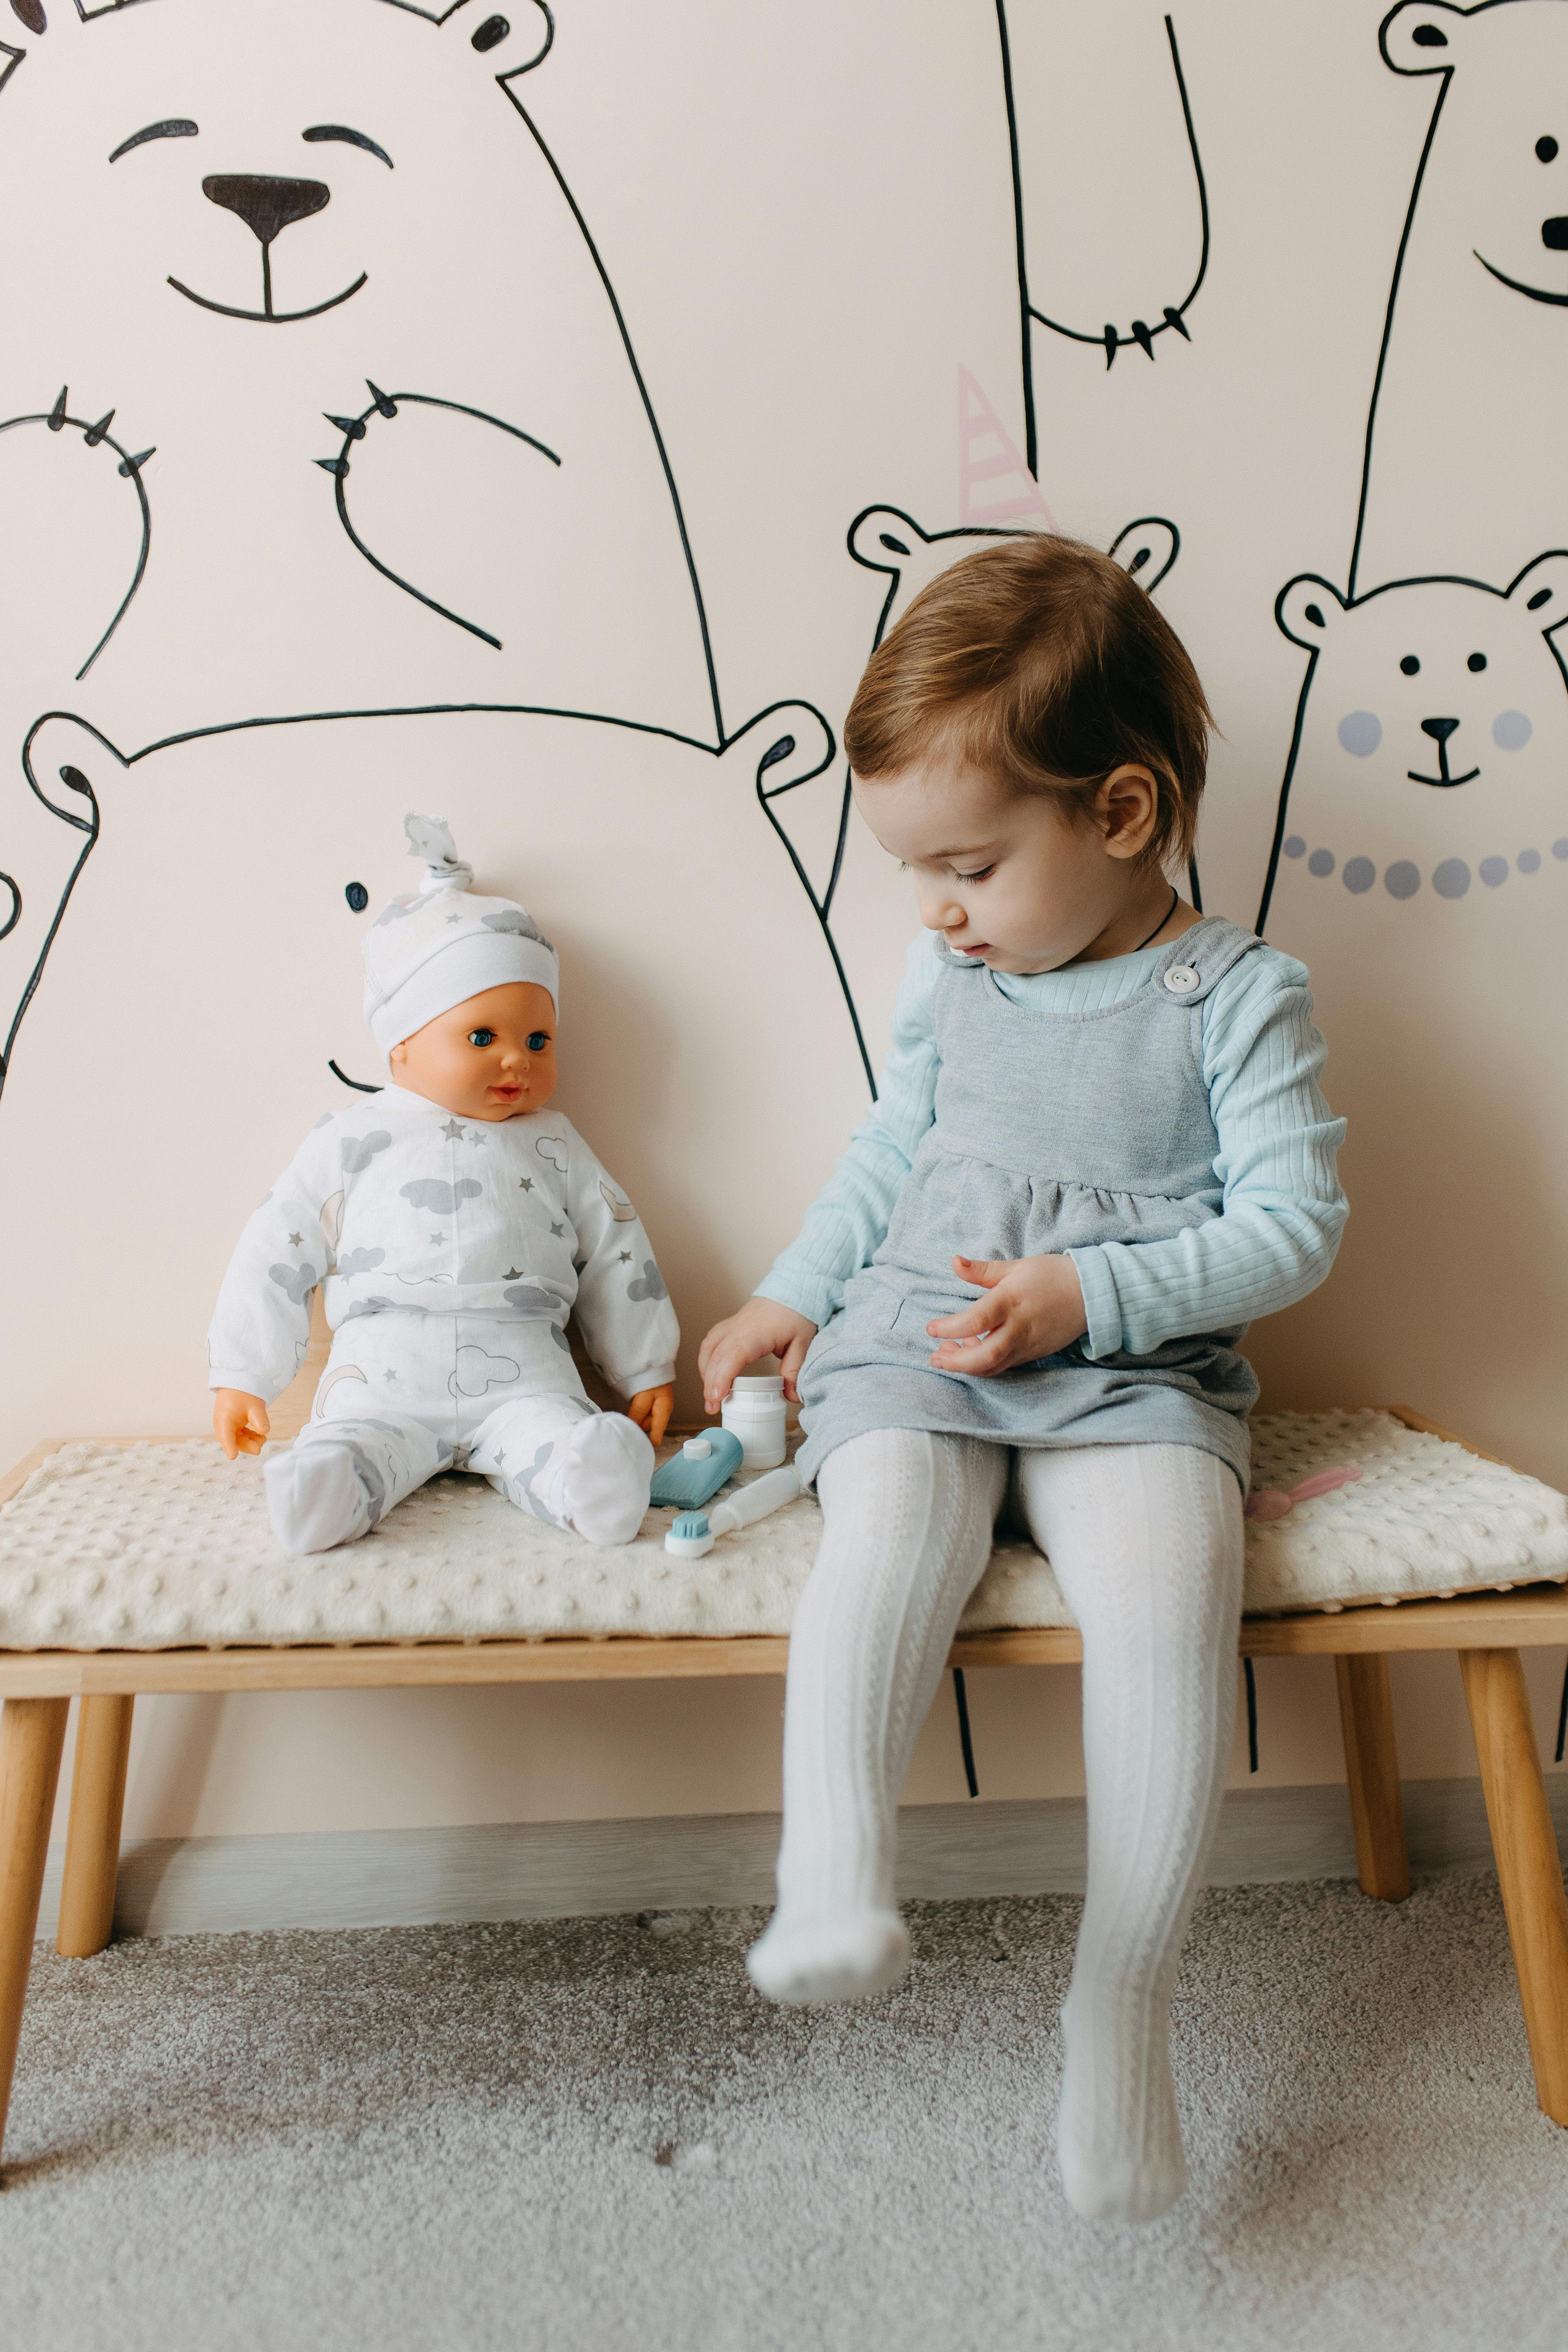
[208,1087,679,1522]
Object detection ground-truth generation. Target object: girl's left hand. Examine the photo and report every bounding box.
[926,1254,1088,1377]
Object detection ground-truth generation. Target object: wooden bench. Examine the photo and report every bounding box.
[3,1408,1566,2172]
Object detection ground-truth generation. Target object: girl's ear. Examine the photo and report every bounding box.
[1098,764,1160,860]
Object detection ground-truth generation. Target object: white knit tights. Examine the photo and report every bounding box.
[746,1429,1243,2226]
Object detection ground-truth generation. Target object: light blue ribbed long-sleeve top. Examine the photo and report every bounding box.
[757,929,1348,1357]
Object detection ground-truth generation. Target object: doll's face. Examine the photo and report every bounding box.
[387,982,558,1122]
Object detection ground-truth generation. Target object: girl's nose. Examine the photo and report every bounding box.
[915,880,965,932]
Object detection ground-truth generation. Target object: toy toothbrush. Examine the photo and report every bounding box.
[649,1429,746,1509]
[665,1465,804,1557]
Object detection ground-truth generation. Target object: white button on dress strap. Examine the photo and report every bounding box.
[1163,964,1201,995]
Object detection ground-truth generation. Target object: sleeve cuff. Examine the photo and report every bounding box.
[1065,1248,1124,1360]
[208,1368,276,1401]
[754,1271,836,1330]
[612,1360,678,1399]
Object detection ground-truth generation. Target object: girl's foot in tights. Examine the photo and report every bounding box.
[746,1428,1004,2004]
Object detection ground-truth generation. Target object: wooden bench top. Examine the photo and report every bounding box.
[1,1413,1565,1695]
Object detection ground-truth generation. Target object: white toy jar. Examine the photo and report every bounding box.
[722,1374,788,1469]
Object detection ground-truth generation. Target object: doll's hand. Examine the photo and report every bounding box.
[926,1254,1088,1378]
[699,1300,817,1412]
[214,1389,271,1459]
[627,1384,675,1448]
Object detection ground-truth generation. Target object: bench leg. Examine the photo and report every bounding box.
[57,1695,134,1960]
[1335,1654,1411,1901]
[1460,1647,1568,2126]
[0,1696,70,2168]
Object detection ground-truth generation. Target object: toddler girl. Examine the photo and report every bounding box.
[211,815,678,1553]
[700,538,1346,2222]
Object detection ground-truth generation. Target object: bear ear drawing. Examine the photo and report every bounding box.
[1109,518,1178,594]
[1380,1,1467,77]
[471,3,555,79]
[1276,575,1349,650]
[1506,551,1568,631]
[847,507,932,576]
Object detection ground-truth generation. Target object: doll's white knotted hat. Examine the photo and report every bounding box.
[363,813,559,1053]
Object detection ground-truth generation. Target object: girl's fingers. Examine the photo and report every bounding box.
[780,1331,811,1403]
[952,1255,1009,1289]
[926,1294,1006,1339]
[929,1330,1015,1377]
[702,1338,747,1411]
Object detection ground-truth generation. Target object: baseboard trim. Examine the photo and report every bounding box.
[35,1775,1563,1943]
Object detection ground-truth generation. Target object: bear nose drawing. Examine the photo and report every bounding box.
[203,174,330,246]
[1420,716,1460,743]
[1541,215,1568,250]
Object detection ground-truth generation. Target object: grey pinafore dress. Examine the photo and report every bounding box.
[794,916,1265,1491]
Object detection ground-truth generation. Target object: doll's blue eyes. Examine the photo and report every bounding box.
[527,1032,549,1051]
[468,1029,495,1048]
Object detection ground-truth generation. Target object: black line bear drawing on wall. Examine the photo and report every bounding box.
[1258,0,1568,1428]
[1263,0,1568,938]
[996,0,1208,462]
[0,0,858,1395]
[0,0,843,1110]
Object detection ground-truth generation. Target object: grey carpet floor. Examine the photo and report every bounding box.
[3,1874,1567,2352]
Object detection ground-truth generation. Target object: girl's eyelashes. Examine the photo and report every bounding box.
[955,864,995,883]
[467,1029,496,1048]
[526,1032,550,1051]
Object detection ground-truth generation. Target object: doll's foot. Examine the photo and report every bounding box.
[1054,1999,1188,2224]
[746,1907,910,2004]
[548,1412,654,1545]
[264,1443,373,1556]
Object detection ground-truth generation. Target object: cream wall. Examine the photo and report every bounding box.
[2,0,1564,1850]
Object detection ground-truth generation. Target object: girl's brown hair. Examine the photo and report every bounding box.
[843,534,1212,872]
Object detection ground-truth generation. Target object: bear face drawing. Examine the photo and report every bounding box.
[1255,538,1568,1474]
[1264,555,1568,938]
[1382,0,1568,315]
[1356,0,1568,584]
[0,0,718,740]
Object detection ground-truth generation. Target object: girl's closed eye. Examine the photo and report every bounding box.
[955,864,995,883]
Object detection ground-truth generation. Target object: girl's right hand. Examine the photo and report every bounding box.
[699,1300,818,1412]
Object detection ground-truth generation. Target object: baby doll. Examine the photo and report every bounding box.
[210,814,678,1554]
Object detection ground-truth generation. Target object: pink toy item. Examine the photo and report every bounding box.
[1244,1465,1363,1522]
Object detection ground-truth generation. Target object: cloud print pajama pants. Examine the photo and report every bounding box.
[266,1311,654,1553]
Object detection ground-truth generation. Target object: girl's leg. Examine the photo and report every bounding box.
[467,1394,654,1546]
[1016,1442,1243,2225]
[747,1427,1006,2006]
